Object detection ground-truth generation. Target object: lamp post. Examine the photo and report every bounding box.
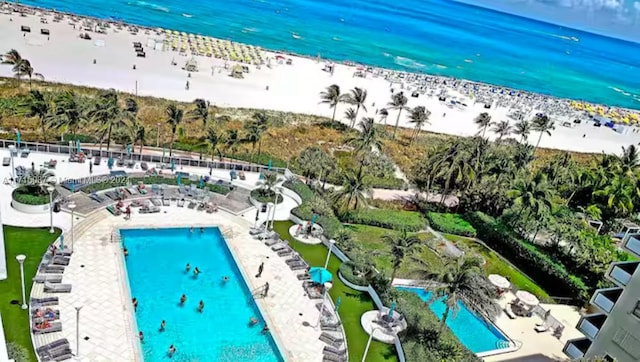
[362,327,391,362]
[269,187,282,230]
[16,254,27,309]
[68,203,77,252]
[74,304,83,357]
[315,282,333,329]
[156,122,161,147]
[47,186,55,233]
[266,202,274,231]
[324,239,336,269]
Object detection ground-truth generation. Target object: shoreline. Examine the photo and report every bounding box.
[1,2,640,155]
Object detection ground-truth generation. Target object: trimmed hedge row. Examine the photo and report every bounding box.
[342,209,425,231]
[284,179,344,239]
[12,187,52,205]
[426,212,476,237]
[81,175,231,195]
[465,211,590,303]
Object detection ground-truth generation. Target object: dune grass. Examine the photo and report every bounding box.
[0,225,62,362]
[273,221,397,362]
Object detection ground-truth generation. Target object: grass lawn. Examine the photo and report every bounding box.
[0,225,62,362]
[443,233,552,302]
[273,221,397,362]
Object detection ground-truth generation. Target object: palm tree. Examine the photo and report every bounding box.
[378,108,389,125]
[247,111,269,155]
[344,107,357,128]
[513,120,531,143]
[261,171,278,194]
[2,49,43,88]
[594,175,635,216]
[347,117,383,154]
[19,90,51,142]
[490,120,513,140]
[205,128,220,161]
[132,123,146,156]
[619,144,640,176]
[343,87,368,125]
[190,98,210,130]
[330,168,371,211]
[319,84,345,124]
[531,114,555,151]
[387,92,409,138]
[427,257,486,331]
[408,106,431,142]
[165,104,184,157]
[474,112,492,138]
[50,91,84,140]
[17,168,55,196]
[383,230,419,280]
[224,129,240,157]
[88,89,133,152]
[507,172,554,219]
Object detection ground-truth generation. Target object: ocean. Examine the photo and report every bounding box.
[15,0,640,109]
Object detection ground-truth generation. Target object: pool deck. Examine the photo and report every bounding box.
[31,206,327,361]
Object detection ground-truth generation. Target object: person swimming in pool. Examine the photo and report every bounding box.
[189,226,194,233]
[185,263,191,272]
[200,227,204,233]
[168,344,176,357]
[249,317,258,326]
[198,300,204,312]
[180,294,187,305]
[222,276,229,282]
[194,267,200,276]
[159,320,166,331]
[132,298,138,311]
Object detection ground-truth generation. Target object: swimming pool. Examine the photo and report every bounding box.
[396,286,510,355]
[121,227,283,362]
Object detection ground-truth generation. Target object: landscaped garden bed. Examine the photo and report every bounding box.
[342,209,425,232]
[250,188,283,204]
[426,212,476,237]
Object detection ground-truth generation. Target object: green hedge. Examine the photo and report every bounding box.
[342,209,424,231]
[11,187,52,205]
[81,175,231,195]
[367,176,406,190]
[283,179,344,239]
[338,262,369,287]
[427,213,476,237]
[250,189,284,204]
[226,152,287,168]
[465,211,590,304]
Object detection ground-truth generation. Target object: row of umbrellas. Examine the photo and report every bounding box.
[161,30,264,64]
[570,100,640,125]
[489,274,540,306]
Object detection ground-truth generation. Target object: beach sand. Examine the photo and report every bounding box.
[1,10,639,155]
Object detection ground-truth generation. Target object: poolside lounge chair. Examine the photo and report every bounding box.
[297,273,311,281]
[50,256,70,266]
[41,345,73,361]
[44,282,72,293]
[89,192,105,203]
[177,198,185,207]
[139,205,161,214]
[305,285,324,299]
[249,226,266,236]
[36,338,69,355]
[141,162,149,171]
[289,261,308,271]
[286,254,302,264]
[31,309,60,319]
[187,200,197,209]
[322,355,346,362]
[126,186,139,195]
[319,332,344,348]
[33,321,62,334]
[150,198,162,207]
[264,238,281,247]
[33,274,63,283]
[2,157,9,166]
[271,243,288,252]
[178,184,186,194]
[38,265,65,274]
[323,346,347,358]
[30,297,59,307]
[277,247,293,257]
[503,305,517,319]
[188,184,197,197]
[45,248,72,258]
[535,324,550,333]
[106,205,122,216]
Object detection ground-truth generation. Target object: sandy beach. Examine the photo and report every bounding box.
[1,7,639,155]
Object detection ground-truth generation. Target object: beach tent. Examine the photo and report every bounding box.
[230,65,244,78]
[184,58,198,72]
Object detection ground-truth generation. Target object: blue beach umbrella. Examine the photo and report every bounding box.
[15,129,21,147]
[309,267,332,284]
[258,172,265,180]
[107,157,114,169]
[311,213,318,227]
[126,144,131,156]
[170,159,176,171]
[162,148,166,163]
[198,177,204,188]
[176,173,182,186]
[59,234,65,250]
[268,160,272,170]
[76,140,81,154]
[388,302,396,317]
[335,297,342,312]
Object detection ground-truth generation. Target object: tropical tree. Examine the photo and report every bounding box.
[408,106,431,142]
[531,114,555,151]
[205,127,220,161]
[50,91,84,139]
[244,112,269,155]
[2,49,43,88]
[388,92,409,138]
[88,89,136,151]
[513,120,531,143]
[330,168,371,211]
[19,90,51,142]
[378,108,389,125]
[474,112,492,138]
[261,171,278,195]
[491,120,513,140]
[224,129,240,156]
[507,172,554,220]
[165,104,184,157]
[344,107,357,128]
[347,117,383,154]
[131,122,146,156]
[319,84,345,124]
[190,98,210,130]
[16,168,55,196]
[294,146,335,186]
[384,229,419,280]
[618,144,640,176]
[594,175,635,216]
[343,87,368,125]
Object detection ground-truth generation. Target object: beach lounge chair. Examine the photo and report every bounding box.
[322,355,346,362]
[41,345,73,361]
[264,238,280,247]
[31,297,59,307]
[297,273,311,281]
[33,274,63,284]
[289,261,308,271]
[177,199,185,207]
[32,321,62,334]
[535,324,550,333]
[188,184,197,197]
[319,332,344,348]
[323,346,347,358]
[50,256,70,266]
[271,243,288,252]
[503,306,517,319]
[277,247,293,257]
[162,195,170,206]
[151,184,160,194]
[126,186,139,195]
[116,158,124,167]
[93,156,101,165]
[36,338,69,355]
[150,198,162,207]
[250,226,265,236]
[141,162,149,171]
[38,265,65,274]
[104,191,120,201]
[106,205,122,216]
[187,200,197,209]
[2,157,10,166]
[178,184,186,194]
[44,282,72,293]
[139,205,161,214]
[89,192,105,203]
[31,309,60,319]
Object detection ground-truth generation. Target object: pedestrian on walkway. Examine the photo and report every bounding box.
[256,262,264,278]
[263,282,270,297]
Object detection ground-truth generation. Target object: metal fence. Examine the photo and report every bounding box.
[0,139,288,175]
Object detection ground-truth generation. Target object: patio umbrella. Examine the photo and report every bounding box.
[126,144,131,156]
[488,274,510,289]
[515,290,539,306]
[268,159,272,170]
[162,148,166,162]
[59,234,65,250]
[107,157,114,169]
[15,129,20,147]
[388,302,396,317]
[76,140,81,154]
[198,177,204,188]
[170,159,175,171]
[311,213,318,227]
[335,296,341,312]
[177,173,182,185]
[309,267,332,284]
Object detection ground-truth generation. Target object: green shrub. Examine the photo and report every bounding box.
[338,262,369,287]
[342,209,424,231]
[427,213,476,237]
[465,211,590,304]
[250,189,284,204]
[367,176,406,190]
[284,179,344,239]
[226,152,287,168]
[12,187,52,205]
[283,179,314,201]
[7,342,29,362]
[81,175,231,195]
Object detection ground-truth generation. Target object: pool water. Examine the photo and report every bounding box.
[396,286,509,354]
[121,227,283,362]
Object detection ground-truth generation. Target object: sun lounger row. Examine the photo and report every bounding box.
[33,321,62,334]
[31,297,59,307]
[303,282,324,299]
[44,282,72,293]
[39,264,65,274]
[33,274,63,283]
[323,346,347,362]
[37,338,72,361]
[319,332,344,349]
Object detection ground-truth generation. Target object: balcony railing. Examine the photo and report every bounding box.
[564,338,592,359]
[623,235,640,258]
[577,314,607,340]
[607,261,639,287]
[591,287,623,313]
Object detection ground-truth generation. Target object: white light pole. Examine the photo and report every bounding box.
[315,282,333,329]
[48,186,55,233]
[156,122,161,147]
[362,327,389,362]
[68,203,77,252]
[74,304,83,357]
[16,254,27,309]
[324,239,336,269]
[269,187,282,230]
[266,202,274,231]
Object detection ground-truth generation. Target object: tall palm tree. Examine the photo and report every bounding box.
[165,104,184,157]
[225,129,240,157]
[319,84,345,124]
[50,91,84,140]
[344,107,357,128]
[330,168,371,211]
[378,108,389,125]
[474,112,492,138]
[531,114,555,151]
[619,144,640,176]
[513,120,531,143]
[343,87,368,125]
[383,229,419,280]
[347,117,383,154]
[387,92,409,138]
[490,120,513,140]
[19,90,51,142]
[507,172,554,219]
[244,112,269,155]
[2,49,43,88]
[190,98,210,130]
[427,257,486,331]
[408,106,431,142]
[205,127,220,161]
[88,89,133,152]
[133,123,146,156]
[594,175,635,216]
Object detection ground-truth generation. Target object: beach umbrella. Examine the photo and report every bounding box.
[268,160,272,170]
[198,177,204,188]
[488,274,510,289]
[107,157,114,169]
[388,302,396,317]
[309,267,332,284]
[76,140,81,154]
[311,213,318,227]
[162,148,166,162]
[335,297,342,312]
[59,234,65,251]
[515,290,539,306]
[176,173,182,185]
[15,129,20,147]
[170,159,176,171]
[126,144,131,156]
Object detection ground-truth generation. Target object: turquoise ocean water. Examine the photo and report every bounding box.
[15,0,640,109]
